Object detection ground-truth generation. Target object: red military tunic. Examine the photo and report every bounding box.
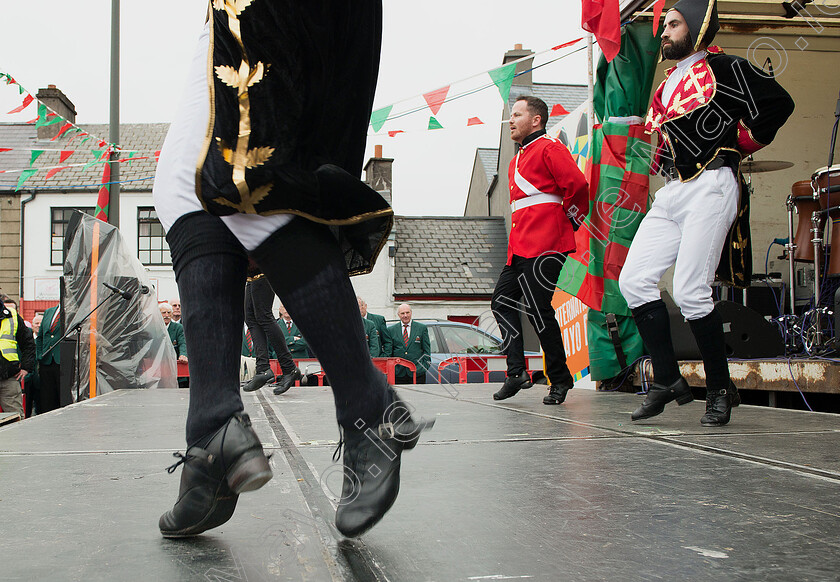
[507,132,589,264]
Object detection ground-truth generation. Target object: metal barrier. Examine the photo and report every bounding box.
[437,354,544,384]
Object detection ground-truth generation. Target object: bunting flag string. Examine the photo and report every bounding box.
[367,35,588,135]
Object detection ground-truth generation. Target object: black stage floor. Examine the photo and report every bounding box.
[2,384,840,581]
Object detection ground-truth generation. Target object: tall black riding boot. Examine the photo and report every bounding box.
[158,212,272,537]
[251,217,433,537]
[630,300,693,420]
[689,310,737,426]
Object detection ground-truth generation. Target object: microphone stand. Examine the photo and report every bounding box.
[42,286,128,403]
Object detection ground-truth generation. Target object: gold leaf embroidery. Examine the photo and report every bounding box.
[215,138,234,165]
[215,65,241,89]
[211,183,273,214]
[246,146,275,168]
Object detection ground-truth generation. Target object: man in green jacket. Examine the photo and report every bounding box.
[358,300,380,357]
[358,296,391,357]
[160,303,188,387]
[386,303,430,384]
[35,304,62,412]
[277,303,309,359]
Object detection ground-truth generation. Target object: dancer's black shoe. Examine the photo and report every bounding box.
[700,384,735,426]
[631,377,694,421]
[159,413,272,538]
[273,368,303,395]
[334,389,434,538]
[493,372,532,401]
[543,384,571,405]
[243,370,274,392]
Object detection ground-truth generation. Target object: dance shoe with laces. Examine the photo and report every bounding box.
[700,381,739,427]
[631,376,694,421]
[333,389,434,538]
[273,367,303,395]
[159,413,272,538]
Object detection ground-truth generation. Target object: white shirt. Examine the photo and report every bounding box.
[662,50,707,108]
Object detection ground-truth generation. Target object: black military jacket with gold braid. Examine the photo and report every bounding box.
[197,0,391,276]
[645,47,795,182]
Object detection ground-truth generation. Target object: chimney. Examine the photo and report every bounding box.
[364,145,393,206]
[35,85,76,140]
[503,44,535,87]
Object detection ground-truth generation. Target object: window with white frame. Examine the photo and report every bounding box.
[137,207,171,266]
[51,207,94,266]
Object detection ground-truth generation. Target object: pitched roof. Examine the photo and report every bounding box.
[393,216,507,297]
[477,148,499,183]
[508,82,589,132]
[0,122,169,192]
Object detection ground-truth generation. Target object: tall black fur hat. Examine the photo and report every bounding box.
[670,0,719,50]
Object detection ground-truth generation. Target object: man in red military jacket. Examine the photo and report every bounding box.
[492,96,589,404]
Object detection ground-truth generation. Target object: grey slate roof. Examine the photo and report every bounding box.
[0,122,169,192]
[509,82,589,132]
[393,216,507,297]
[477,148,499,183]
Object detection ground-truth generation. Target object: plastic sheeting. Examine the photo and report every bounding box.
[62,211,177,401]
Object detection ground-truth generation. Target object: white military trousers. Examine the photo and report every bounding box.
[618,167,740,320]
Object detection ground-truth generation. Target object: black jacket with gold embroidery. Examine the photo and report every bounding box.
[645,47,794,182]
[198,0,391,276]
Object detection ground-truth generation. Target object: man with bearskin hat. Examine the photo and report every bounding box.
[618,0,794,426]
[152,0,432,539]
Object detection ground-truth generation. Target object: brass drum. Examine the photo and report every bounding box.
[791,180,823,262]
[813,165,840,275]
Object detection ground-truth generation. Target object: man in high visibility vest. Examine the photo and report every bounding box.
[0,294,36,417]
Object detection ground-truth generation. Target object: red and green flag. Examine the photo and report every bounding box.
[94,148,112,221]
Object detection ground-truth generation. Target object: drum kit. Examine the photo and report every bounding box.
[780,161,840,354]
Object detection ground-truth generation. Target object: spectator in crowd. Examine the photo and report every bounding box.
[359,300,380,357]
[36,304,62,413]
[358,296,391,357]
[0,294,35,417]
[23,312,44,416]
[278,303,310,360]
[386,303,430,384]
[170,299,182,323]
[160,302,189,388]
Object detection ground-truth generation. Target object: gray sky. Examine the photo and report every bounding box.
[0,1,590,215]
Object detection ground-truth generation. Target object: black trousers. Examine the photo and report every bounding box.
[491,253,573,387]
[244,277,295,375]
[395,373,425,385]
[38,362,61,413]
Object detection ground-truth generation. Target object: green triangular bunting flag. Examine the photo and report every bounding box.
[15,168,38,191]
[370,105,393,133]
[428,116,444,130]
[30,150,45,166]
[489,62,517,103]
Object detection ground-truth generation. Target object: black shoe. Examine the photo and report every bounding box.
[159,413,273,538]
[242,370,274,392]
[493,372,532,401]
[543,384,571,405]
[729,381,741,407]
[701,385,734,426]
[334,389,434,538]
[273,368,302,395]
[631,377,694,421]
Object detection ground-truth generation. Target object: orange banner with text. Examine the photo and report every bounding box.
[552,289,590,381]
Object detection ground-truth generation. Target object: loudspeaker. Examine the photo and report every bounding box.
[664,293,785,359]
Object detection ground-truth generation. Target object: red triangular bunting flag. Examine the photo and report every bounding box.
[154,150,161,162]
[0,148,11,153]
[25,116,38,124]
[59,150,74,163]
[552,37,585,51]
[7,94,33,114]
[422,86,450,116]
[550,104,570,117]
[467,117,484,126]
[387,130,405,137]
[50,122,74,142]
[652,0,667,36]
[45,166,70,181]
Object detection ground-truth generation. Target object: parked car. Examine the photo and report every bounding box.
[388,320,546,385]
